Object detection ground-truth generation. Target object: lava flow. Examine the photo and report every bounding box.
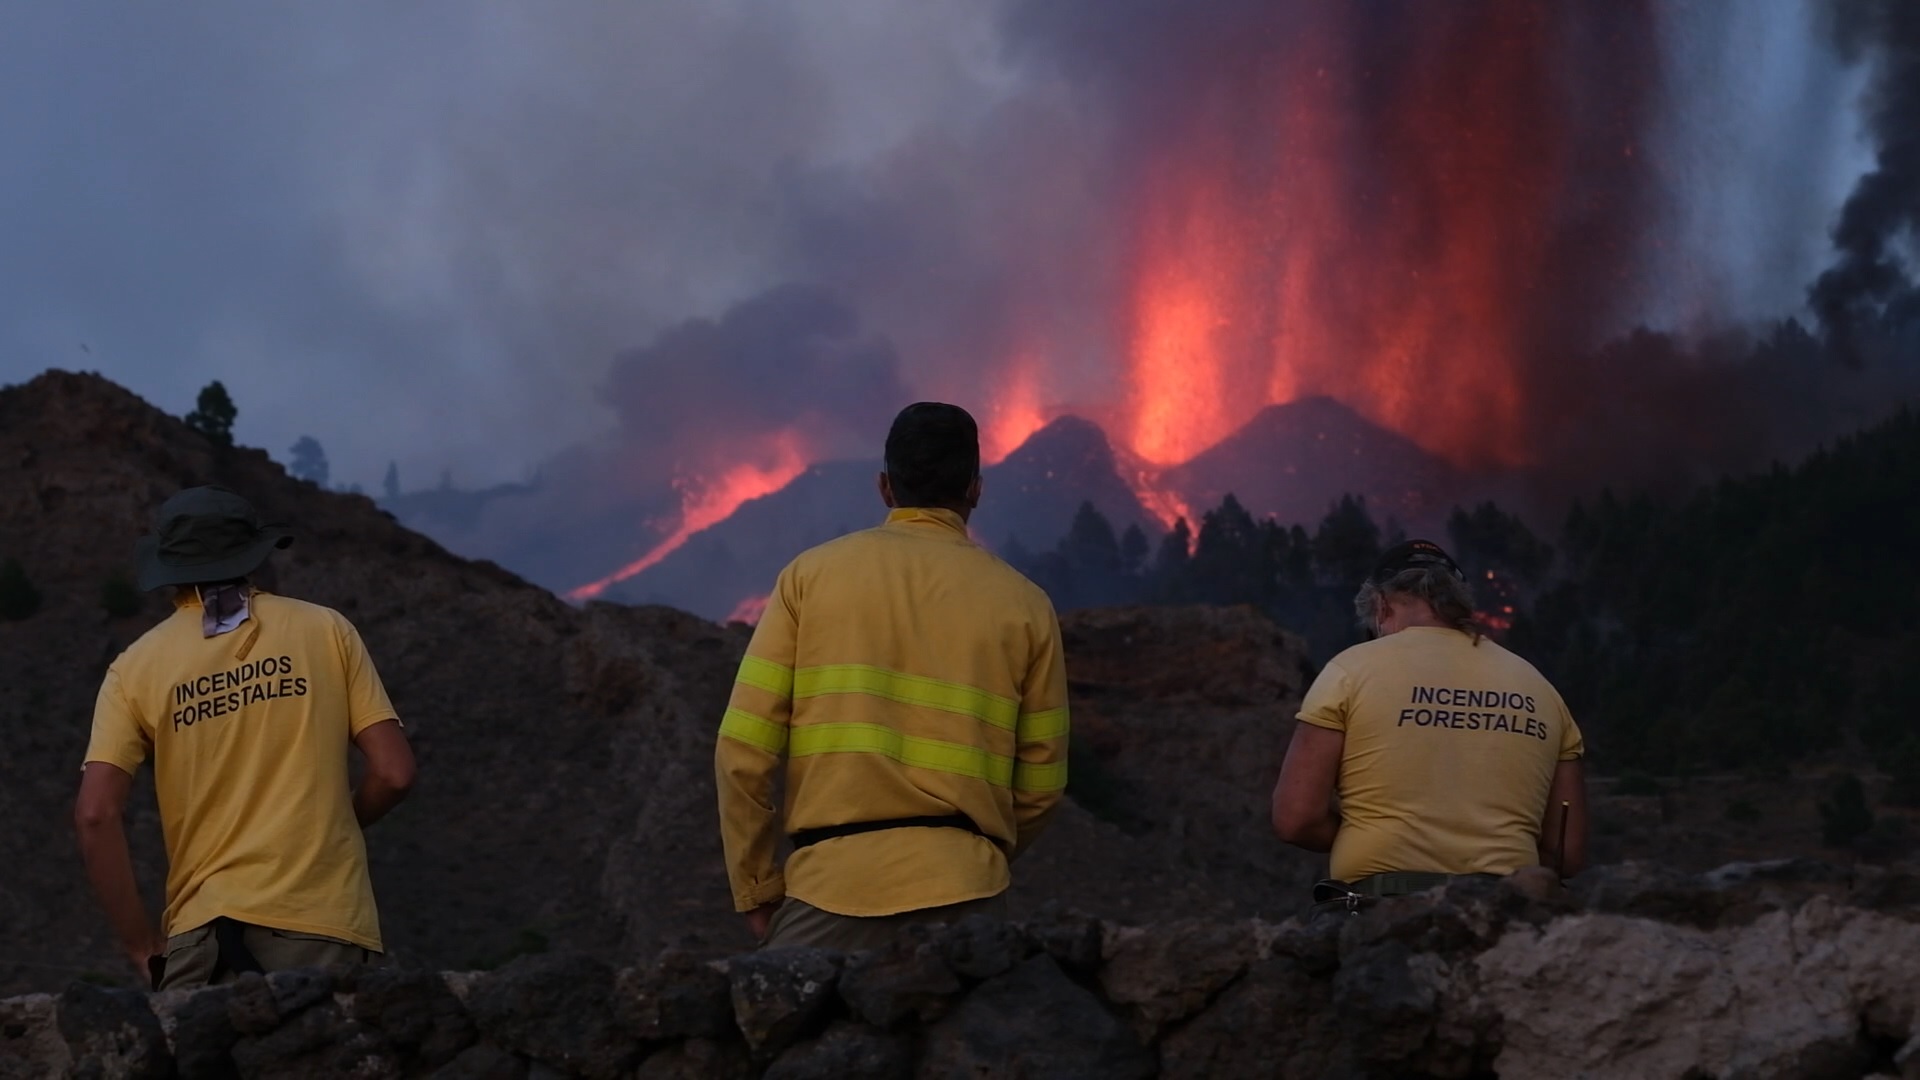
[568,434,808,601]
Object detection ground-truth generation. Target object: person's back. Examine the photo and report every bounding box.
[1273,538,1586,903]
[76,486,414,989]
[715,402,1068,951]
[1300,626,1579,881]
[98,590,393,947]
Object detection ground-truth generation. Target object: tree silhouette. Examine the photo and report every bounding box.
[1119,524,1150,578]
[1150,518,1192,600]
[1311,494,1381,586]
[288,436,330,487]
[185,381,238,448]
[1191,494,1263,604]
[383,461,401,500]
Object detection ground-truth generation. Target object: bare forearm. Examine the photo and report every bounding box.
[1287,809,1341,852]
[77,823,156,951]
[354,776,409,827]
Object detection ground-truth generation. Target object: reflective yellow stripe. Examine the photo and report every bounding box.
[719,708,787,754]
[1014,760,1069,793]
[794,664,1019,731]
[789,723,1014,786]
[1019,707,1070,740]
[735,656,794,699]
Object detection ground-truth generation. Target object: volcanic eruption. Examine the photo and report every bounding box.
[379,2,1912,622]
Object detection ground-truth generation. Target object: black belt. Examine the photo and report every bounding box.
[1311,872,1498,910]
[790,814,984,850]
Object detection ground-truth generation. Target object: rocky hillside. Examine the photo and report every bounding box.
[6,860,1920,1078]
[0,371,1326,995]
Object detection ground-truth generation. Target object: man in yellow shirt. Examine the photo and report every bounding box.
[715,402,1070,951]
[1272,539,1587,906]
[75,486,415,988]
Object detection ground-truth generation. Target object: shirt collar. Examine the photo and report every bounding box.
[884,506,969,536]
[170,584,260,610]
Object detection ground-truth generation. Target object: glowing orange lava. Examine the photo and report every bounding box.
[568,434,808,601]
[725,593,770,626]
[980,358,1048,465]
[1110,3,1630,472]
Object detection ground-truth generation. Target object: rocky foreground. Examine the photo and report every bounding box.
[6,859,1919,1080]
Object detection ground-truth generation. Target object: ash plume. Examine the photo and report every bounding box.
[1811,0,1920,367]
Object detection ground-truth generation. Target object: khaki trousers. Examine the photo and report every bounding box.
[159,921,376,991]
[762,894,1007,953]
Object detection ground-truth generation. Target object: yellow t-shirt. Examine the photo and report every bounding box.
[84,590,399,949]
[1297,626,1583,882]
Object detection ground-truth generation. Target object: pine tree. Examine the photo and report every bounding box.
[1311,494,1381,586]
[382,461,401,500]
[1119,524,1150,578]
[288,436,330,487]
[1149,518,1193,599]
[184,381,238,448]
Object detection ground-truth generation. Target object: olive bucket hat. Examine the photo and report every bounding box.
[134,486,293,592]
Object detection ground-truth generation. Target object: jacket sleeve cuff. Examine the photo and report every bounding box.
[733,873,786,912]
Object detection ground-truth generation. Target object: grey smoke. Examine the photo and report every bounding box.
[1811,0,1920,366]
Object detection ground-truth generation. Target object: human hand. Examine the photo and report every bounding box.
[743,902,779,942]
[123,932,164,988]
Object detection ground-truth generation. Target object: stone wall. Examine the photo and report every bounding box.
[6,860,1920,1080]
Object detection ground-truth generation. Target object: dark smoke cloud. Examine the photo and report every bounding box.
[447,285,906,590]
[1812,0,1920,367]
[601,283,907,478]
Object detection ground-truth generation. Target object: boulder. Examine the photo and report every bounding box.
[1476,897,1920,1079]
[351,968,477,1070]
[1156,957,1337,1079]
[1099,920,1256,1041]
[429,1042,527,1080]
[465,953,640,1079]
[165,985,241,1079]
[937,917,1027,981]
[230,1000,399,1080]
[1018,906,1103,975]
[726,948,842,1056]
[0,994,64,1080]
[612,950,734,1041]
[631,1038,752,1080]
[764,1021,912,1080]
[55,983,170,1080]
[919,955,1153,1080]
[839,938,962,1029]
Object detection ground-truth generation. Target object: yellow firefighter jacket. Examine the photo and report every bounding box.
[715,506,1070,917]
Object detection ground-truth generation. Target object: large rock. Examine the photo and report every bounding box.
[612,950,734,1041]
[838,938,962,1029]
[465,953,640,1079]
[55,983,170,1080]
[1477,895,1920,1078]
[351,968,477,1070]
[162,984,241,1079]
[230,1001,399,1080]
[764,1021,912,1080]
[919,954,1153,1080]
[1099,920,1256,1041]
[631,1038,751,1080]
[936,917,1027,981]
[1,995,64,1080]
[727,948,842,1056]
[1019,907,1103,975]
[429,1042,527,1080]
[1156,956,1337,1079]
